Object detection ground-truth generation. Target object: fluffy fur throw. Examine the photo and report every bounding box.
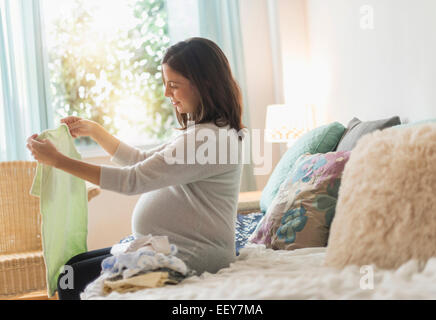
[325,123,436,269]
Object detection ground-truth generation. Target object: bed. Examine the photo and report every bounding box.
[82,243,436,300]
[81,209,436,300]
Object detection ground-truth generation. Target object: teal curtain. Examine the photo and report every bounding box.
[0,0,51,161]
[198,0,257,192]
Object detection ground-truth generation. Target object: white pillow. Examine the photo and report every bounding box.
[325,123,436,269]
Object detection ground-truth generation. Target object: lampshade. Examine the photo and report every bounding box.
[265,104,315,145]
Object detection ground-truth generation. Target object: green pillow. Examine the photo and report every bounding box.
[260,122,345,213]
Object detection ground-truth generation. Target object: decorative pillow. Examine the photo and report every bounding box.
[395,118,436,129]
[260,122,346,213]
[250,151,350,250]
[335,116,400,151]
[325,123,436,269]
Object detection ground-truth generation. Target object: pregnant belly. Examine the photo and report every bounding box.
[131,188,196,238]
[131,188,236,274]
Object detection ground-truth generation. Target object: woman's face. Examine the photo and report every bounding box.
[162,63,200,115]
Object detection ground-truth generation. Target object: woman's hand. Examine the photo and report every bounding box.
[61,116,97,139]
[61,116,121,156]
[26,134,63,167]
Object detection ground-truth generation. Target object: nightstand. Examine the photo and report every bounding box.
[237,190,262,215]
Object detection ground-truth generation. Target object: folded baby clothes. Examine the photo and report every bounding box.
[102,271,178,295]
[82,235,195,298]
[110,234,172,256]
[105,267,186,284]
[101,235,190,280]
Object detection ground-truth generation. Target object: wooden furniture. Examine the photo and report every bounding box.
[0,161,100,299]
[7,290,59,300]
[237,190,262,214]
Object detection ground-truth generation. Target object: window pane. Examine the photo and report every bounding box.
[41,0,176,146]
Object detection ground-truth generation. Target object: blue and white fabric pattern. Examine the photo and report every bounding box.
[235,212,264,256]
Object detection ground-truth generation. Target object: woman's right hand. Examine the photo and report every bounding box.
[60,116,97,139]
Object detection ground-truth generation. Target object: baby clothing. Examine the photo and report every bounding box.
[102,271,178,295]
[84,235,192,297]
[101,235,189,280]
[110,234,172,255]
[30,124,88,297]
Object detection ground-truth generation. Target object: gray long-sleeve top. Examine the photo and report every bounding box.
[100,122,244,274]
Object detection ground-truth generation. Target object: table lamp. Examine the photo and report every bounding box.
[265,104,315,148]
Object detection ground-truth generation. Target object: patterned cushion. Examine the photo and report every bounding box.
[260,122,346,213]
[249,151,350,250]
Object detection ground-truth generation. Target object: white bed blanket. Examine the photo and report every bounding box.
[82,245,436,300]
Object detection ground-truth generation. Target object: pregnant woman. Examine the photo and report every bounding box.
[26,37,247,300]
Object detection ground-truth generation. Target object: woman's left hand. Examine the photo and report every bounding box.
[26,134,62,167]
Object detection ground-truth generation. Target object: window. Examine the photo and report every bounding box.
[41,0,176,149]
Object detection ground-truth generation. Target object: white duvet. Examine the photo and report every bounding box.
[82,244,436,300]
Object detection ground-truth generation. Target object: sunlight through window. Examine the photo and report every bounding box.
[41,0,175,147]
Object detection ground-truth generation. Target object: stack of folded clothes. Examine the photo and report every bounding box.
[99,234,194,295]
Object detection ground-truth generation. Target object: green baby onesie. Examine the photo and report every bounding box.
[30,124,88,297]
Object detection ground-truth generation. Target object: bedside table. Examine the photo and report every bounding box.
[237,190,262,215]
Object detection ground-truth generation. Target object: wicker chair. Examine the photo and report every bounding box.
[0,161,100,299]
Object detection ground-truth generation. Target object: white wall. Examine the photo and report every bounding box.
[303,0,436,125]
[86,156,140,250]
[277,0,309,106]
[239,0,282,190]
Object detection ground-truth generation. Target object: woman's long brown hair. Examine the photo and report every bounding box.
[162,37,245,139]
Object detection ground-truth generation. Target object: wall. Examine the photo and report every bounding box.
[86,156,140,250]
[277,0,310,106]
[304,0,436,125]
[239,0,282,191]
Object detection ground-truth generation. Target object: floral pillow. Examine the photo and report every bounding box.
[248,151,351,250]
